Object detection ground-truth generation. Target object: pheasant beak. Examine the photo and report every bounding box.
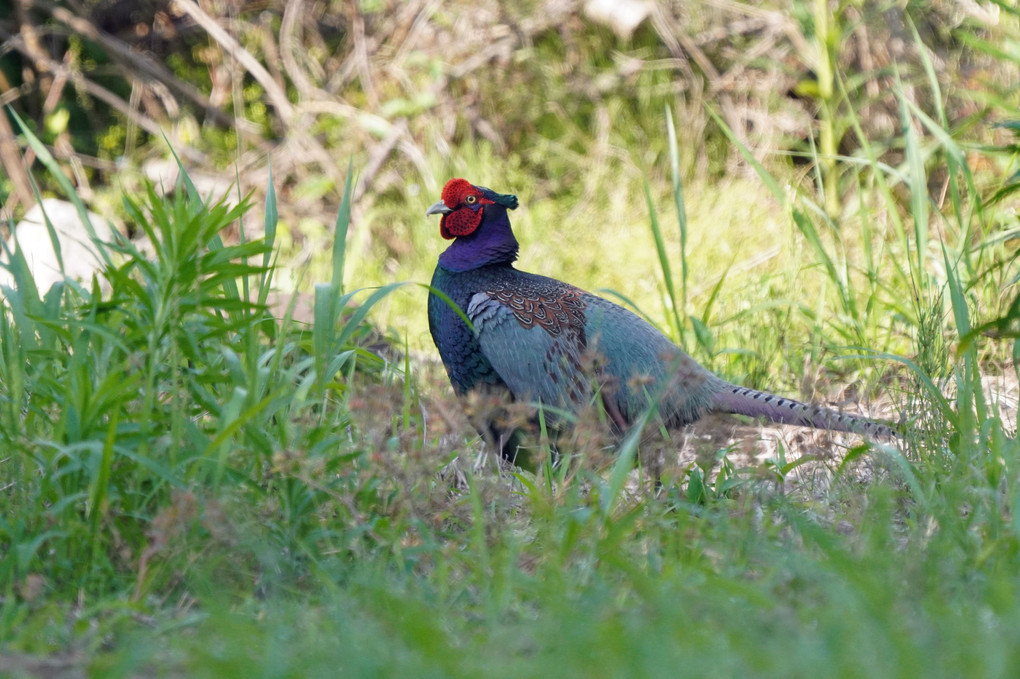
[425,200,453,217]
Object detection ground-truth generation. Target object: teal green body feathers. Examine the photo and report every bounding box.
[425,178,894,463]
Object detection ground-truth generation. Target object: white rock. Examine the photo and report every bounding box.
[584,0,653,39]
[0,199,114,296]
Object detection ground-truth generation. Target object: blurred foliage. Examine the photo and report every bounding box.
[2,0,1017,407]
[1,0,1016,217]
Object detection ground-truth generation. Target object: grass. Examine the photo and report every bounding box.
[2,64,1020,679]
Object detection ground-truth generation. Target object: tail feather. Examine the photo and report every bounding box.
[712,384,898,439]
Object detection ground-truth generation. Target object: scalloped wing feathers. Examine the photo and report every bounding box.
[462,269,725,428]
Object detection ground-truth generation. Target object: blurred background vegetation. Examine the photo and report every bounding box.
[3,1,1017,373]
[2,0,1013,197]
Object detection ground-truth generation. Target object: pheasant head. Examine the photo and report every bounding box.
[426,178,521,271]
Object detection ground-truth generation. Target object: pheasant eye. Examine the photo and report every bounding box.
[464,195,477,205]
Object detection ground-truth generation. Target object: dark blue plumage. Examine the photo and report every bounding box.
[426,178,895,464]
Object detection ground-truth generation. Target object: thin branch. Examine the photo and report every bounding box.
[279,0,315,99]
[0,107,34,209]
[171,0,295,122]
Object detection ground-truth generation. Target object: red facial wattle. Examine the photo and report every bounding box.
[438,177,495,239]
[440,209,482,239]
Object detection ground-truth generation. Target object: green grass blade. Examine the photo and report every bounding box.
[332,159,355,294]
[603,408,647,518]
[165,132,203,201]
[907,17,972,241]
[88,414,117,568]
[263,162,279,273]
[706,107,785,204]
[897,75,929,291]
[665,105,689,313]
[643,180,683,339]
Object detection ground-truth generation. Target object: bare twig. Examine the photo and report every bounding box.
[258,11,287,91]
[280,0,316,99]
[171,0,295,122]
[350,5,378,108]
[0,65,34,208]
[15,0,53,92]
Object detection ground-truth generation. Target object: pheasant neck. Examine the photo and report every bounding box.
[438,207,520,272]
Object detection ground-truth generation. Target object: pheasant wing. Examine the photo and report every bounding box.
[467,282,592,414]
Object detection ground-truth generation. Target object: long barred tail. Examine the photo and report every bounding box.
[712,384,899,439]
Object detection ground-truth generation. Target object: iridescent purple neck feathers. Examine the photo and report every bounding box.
[437,206,520,272]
